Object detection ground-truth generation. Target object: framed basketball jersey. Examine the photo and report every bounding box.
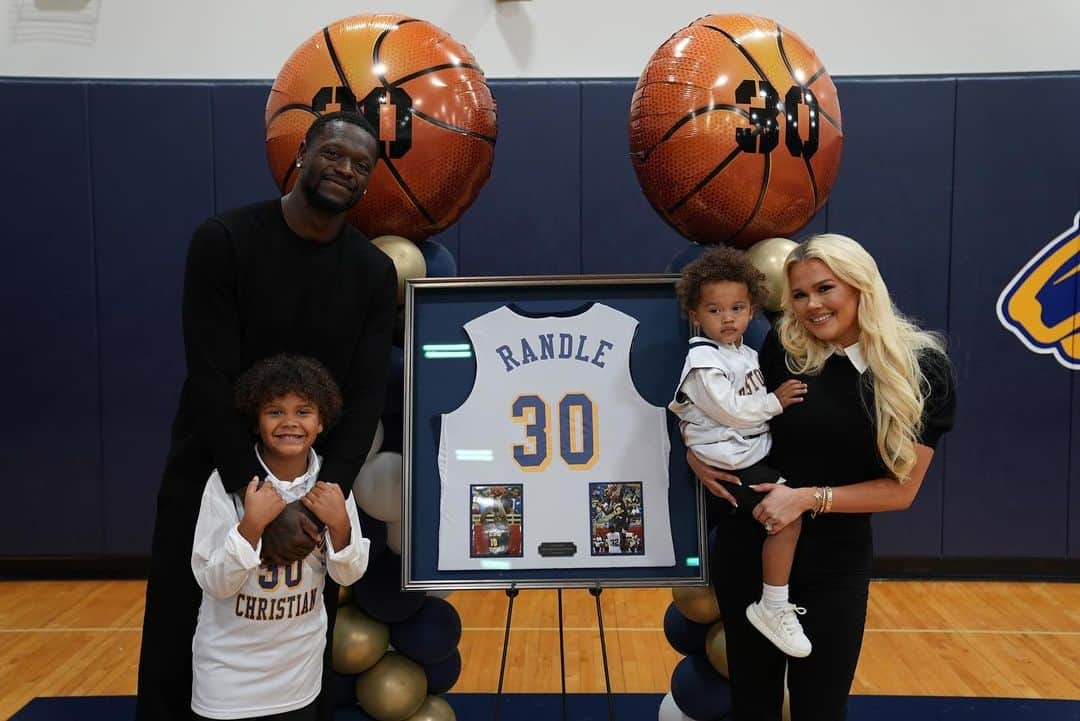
[402,275,709,590]
[437,302,674,570]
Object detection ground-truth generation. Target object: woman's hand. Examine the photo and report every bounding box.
[750,483,815,533]
[685,450,742,507]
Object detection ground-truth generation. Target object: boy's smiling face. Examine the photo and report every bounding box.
[257,392,323,465]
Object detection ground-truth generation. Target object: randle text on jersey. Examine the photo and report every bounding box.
[496,332,615,372]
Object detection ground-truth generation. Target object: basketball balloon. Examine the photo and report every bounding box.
[630,15,842,248]
[266,14,497,240]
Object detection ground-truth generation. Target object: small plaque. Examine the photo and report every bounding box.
[538,541,577,557]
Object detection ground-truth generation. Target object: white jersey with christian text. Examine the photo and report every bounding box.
[190,457,370,720]
[437,302,674,570]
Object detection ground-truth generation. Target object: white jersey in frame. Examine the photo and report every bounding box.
[437,302,674,570]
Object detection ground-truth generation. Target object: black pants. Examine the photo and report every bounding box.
[704,460,779,528]
[136,475,340,721]
[710,512,872,721]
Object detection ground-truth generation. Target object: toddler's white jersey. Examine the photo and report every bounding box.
[668,337,781,470]
[437,302,674,570]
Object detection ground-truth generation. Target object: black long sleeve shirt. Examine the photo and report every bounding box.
[163,199,397,498]
[759,330,957,542]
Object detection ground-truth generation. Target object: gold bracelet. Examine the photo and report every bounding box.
[824,486,834,514]
[811,487,825,518]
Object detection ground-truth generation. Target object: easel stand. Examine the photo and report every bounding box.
[492,584,616,721]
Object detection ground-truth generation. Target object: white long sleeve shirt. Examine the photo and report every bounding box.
[190,451,370,719]
[668,337,783,470]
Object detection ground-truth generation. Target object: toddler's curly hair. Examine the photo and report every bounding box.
[675,246,768,317]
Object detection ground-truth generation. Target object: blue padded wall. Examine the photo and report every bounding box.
[579,80,686,274]
[945,75,1080,558]
[1073,349,1079,559]
[2,72,1079,563]
[210,82,279,213]
[829,77,957,557]
[90,83,215,554]
[457,81,582,276]
[828,78,955,331]
[0,82,103,555]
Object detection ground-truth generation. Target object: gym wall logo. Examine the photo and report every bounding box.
[996,212,1080,370]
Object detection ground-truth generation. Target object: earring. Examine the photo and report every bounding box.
[296,160,302,167]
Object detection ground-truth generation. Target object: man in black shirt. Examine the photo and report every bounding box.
[136,111,397,721]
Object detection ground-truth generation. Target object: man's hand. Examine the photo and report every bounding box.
[260,501,323,565]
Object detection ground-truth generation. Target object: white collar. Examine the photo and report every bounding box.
[834,342,868,374]
[691,334,742,349]
[255,445,321,502]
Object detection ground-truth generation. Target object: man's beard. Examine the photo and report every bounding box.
[303,178,356,213]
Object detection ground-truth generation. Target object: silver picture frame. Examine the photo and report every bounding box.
[401,274,709,591]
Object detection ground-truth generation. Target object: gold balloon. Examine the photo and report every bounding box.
[671,586,722,624]
[745,236,797,312]
[333,605,390,675]
[705,621,729,678]
[338,583,351,606]
[372,235,427,305]
[355,652,428,721]
[404,695,457,721]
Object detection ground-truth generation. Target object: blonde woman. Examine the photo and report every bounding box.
[686,234,956,720]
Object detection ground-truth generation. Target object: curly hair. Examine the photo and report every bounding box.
[234,354,343,431]
[675,246,769,317]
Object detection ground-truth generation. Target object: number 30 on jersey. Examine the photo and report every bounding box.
[512,393,597,471]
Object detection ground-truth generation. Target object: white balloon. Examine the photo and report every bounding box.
[366,421,384,466]
[352,451,403,522]
[386,520,402,555]
[658,692,695,721]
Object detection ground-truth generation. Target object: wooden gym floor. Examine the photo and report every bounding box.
[1,580,1078,719]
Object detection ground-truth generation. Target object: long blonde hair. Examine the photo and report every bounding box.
[776,234,945,480]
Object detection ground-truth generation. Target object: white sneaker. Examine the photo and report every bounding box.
[746,601,812,658]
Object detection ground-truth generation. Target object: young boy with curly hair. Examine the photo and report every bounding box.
[190,354,370,720]
[669,246,812,658]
